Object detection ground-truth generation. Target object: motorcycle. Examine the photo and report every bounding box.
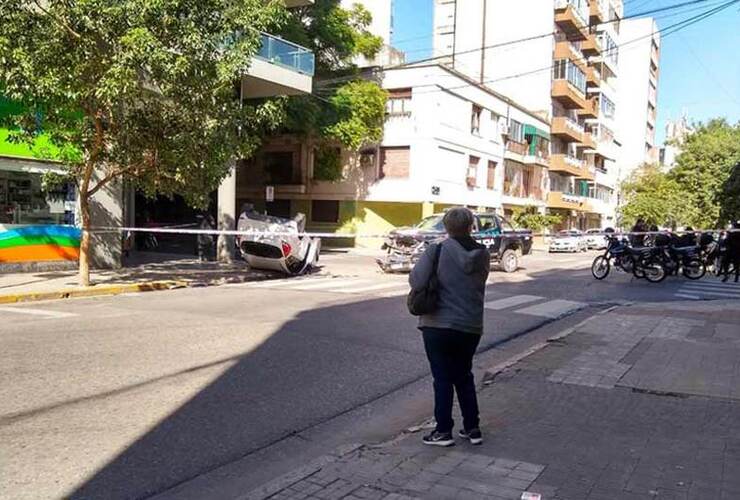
[591,235,636,279]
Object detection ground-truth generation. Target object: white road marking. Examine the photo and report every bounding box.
[514,299,587,318]
[376,288,411,298]
[677,289,740,298]
[249,277,336,288]
[675,293,701,300]
[335,282,408,294]
[0,307,76,319]
[680,282,740,291]
[485,295,543,310]
[289,279,372,291]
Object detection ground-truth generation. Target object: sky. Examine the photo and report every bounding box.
[390,0,740,145]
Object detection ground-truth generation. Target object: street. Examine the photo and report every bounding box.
[1,250,739,500]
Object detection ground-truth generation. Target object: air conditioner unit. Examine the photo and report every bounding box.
[499,118,510,136]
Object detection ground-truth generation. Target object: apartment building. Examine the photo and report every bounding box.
[659,114,691,169]
[432,0,635,230]
[236,63,551,247]
[615,17,661,182]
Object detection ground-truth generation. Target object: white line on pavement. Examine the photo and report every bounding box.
[249,277,337,288]
[677,289,740,298]
[289,279,372,291]
[0,307,77,319]
[514,299,587,318]
[679,282,740,291]
[335,282,408,294]
[485,295,543,310]
[675,293,701,300]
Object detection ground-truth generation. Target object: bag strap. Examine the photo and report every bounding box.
[431,242,442,277]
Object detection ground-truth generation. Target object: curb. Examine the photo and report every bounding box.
[239,443,363,500]
[0,280,188,305]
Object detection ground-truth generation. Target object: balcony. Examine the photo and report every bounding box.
[552,79,587,110]
[579,131,597,150]
[548,191,592,212]
[523,154,550,168]
[551,117,584,143]
[555,0,589,40]
[589,0,607,24]
[554,41,588,73]
[550,154,593,179]
[242,33,314,98]
[504,140,529,160]
[586,66,601,88]
[581,33,601,56]
[578,97,599,118]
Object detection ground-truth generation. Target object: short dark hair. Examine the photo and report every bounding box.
[443,207,474,237]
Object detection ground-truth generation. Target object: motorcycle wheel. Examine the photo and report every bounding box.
[619,255,635,274]
[682,259,706,280]
[643,261,668,283]
[591,256,610,280]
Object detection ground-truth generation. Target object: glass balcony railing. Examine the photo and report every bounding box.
[257,33,315,77]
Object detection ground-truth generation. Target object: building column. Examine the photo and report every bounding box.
[217,161,236,262]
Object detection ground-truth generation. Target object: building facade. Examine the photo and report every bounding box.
[233,64,551,247]
[615,17,661,182]
[431,0,629,230]
[659,114,691,169]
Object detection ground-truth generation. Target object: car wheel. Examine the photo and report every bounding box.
[501,249,519,273]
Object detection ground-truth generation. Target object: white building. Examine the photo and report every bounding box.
[615,17,660,182]
[234,63,551,246]
[431,0,626,229]
[659,114,691,169]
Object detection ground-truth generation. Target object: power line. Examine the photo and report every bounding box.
[408,0,738,98]
[314,0,736,103]
[315,0,715,90]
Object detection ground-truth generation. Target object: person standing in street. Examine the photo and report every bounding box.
[721,220,740,282]
[409,208,491,447]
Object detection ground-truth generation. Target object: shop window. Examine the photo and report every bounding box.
[379,146,410,178]
[311,200,340,223]
[0,169,76,225]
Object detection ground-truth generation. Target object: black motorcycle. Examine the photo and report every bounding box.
[591,235,636,279]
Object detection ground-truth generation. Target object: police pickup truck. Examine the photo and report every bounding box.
[377,212,533,273]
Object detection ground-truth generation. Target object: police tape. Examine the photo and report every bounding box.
[89,225,740,239]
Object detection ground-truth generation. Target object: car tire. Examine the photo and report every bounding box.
[501,249,519,273]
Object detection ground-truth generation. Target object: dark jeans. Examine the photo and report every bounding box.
[422,327,481,434]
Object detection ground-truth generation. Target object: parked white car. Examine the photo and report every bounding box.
[584,228,609,249]
[549,229,588,253]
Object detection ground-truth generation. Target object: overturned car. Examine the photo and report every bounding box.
[236,209,321,275]
[377,212,533,273]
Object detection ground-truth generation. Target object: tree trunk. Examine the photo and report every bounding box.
[78,192,92,287]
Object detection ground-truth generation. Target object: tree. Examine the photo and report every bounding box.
[510,206,562,234]
[0,0,289,285]
[278,0,387,152]
[668,119,740,228]
[720,162,740,225]
[619,164,692,228]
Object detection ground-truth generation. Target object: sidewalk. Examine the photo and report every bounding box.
[245,299,740,500]
[0,252,281,301]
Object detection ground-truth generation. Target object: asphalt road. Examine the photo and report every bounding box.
[1,249,739,500]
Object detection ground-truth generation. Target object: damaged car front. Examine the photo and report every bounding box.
[376,215,446,272]
[236,209,321,275]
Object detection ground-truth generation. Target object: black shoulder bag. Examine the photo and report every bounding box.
[407,243,442,316]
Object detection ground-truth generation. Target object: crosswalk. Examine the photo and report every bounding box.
[0,306,77,319]
[675,280,740,300]
[243,276,589,319]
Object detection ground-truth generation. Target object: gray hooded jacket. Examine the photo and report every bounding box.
[409,237,490,335]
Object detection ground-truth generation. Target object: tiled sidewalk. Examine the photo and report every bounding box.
[245,300,740,500]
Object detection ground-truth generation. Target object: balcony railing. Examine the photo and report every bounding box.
[257,33,315,76]
[555,0,589,27]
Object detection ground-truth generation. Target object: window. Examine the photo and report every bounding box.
[467,156,479,188]
[509,119,524,143]
[264,151,297,184]
[478,215,499,233]
[600,95,615,119]
[553,60,586,94]
[311,200,339,223]
[490,111,502,140]
[379,146,410,178]
[0,169,76,225]
[487,160,497,190]
[386,88,412,117]
[599,32,618,65]
[471,105,482,135]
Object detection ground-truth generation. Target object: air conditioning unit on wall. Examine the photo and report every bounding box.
[499,118,510,136]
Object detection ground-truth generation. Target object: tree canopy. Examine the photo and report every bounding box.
[620,120,740,229]
[0,0,386,285]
